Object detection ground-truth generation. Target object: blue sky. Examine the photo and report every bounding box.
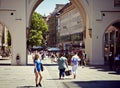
[35,0,69,16]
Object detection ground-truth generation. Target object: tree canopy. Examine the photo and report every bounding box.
[28,12,48,46]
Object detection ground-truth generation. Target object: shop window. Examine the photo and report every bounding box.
[116,31,118,37]
[114,0,120,7]
[105,33,109,45]
[110,31,114,44]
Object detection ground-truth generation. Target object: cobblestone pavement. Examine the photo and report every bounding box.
[0,55,120,88]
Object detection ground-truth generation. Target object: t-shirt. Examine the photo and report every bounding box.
[115,56,120,60]
[57,56,67,69]
[71,54,80,65]
[34,59,41,71]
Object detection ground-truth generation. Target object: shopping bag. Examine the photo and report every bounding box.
[65,70,72,76]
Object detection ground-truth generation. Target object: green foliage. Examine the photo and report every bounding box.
[28,12,48,46]
[31,12,48,32]
[29,30,43,46]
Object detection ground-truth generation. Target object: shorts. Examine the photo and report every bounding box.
[72,65,78,74]
[34,68,40,73]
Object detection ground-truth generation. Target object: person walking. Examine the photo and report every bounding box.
[51,53,56,63]
[115,53,120,71]
[71,51,80,79]
[57,53,68,79]
[33,54,43,87]
[41,51,45,60]
[108,52,114,70]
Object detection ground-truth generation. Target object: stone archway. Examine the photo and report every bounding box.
[70,0,87,26]
[0,10,16,65]
[0,0,118,65]
[27,0,43,28]
[0,6,28,65]
[0,23,11,64]
[27,0,92,64]
[104,21,120,65]
[0,0,90,65]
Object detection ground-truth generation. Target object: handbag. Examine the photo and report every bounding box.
[41,63,43,71]
[65,70,72,76]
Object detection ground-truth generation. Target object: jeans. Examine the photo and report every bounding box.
[59,68,65,78]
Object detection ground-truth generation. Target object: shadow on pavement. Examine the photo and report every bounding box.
[17,86,36,88]
[47,78,73,80]
[63,80,120,88]
[26,64,34,66]
[0,63,11,66]
[88,65,109,71]
[0,63,58,66]
[108,72,120,75]
[27,63,58,66]
[88,65,120,75]
[43,63,58,66]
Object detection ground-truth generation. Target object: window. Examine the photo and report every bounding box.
[110,31,114,44]
[105,33,109,45]
[116,31,118,37]
[114,0,120,7]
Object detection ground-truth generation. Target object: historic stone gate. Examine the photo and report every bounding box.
[0,0,119,65]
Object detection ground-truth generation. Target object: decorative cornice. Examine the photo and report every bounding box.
[101,10,120,12]
[0,9,16,11]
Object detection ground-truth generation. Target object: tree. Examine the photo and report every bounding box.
[29,30,43,46]
[28,12,48,46]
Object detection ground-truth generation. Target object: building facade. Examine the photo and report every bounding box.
[47,4,65,47]
[0,0,119,65]
[58,2,84,51]
[71,0,120,65]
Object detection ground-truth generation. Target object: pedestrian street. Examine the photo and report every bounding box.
[0,55,120,88]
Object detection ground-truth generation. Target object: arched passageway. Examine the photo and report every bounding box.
[0,22,12,64]
[0,0,90,65]
[104,21,120,65]
[26,0,90,65]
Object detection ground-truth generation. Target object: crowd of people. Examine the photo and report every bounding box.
[32,49,88,87]
[107,51,120,71]
[32,49,120,87]
[114,53,120,71]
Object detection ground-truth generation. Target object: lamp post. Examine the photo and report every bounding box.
[56,12,61,46]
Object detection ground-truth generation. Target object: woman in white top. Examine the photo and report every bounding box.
[71,51,80,79]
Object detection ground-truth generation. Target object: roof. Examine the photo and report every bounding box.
[58,2,72,14]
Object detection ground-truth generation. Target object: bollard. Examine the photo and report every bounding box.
[16,54,20,65]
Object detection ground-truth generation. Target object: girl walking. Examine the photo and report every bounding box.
[71,51,80,79]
